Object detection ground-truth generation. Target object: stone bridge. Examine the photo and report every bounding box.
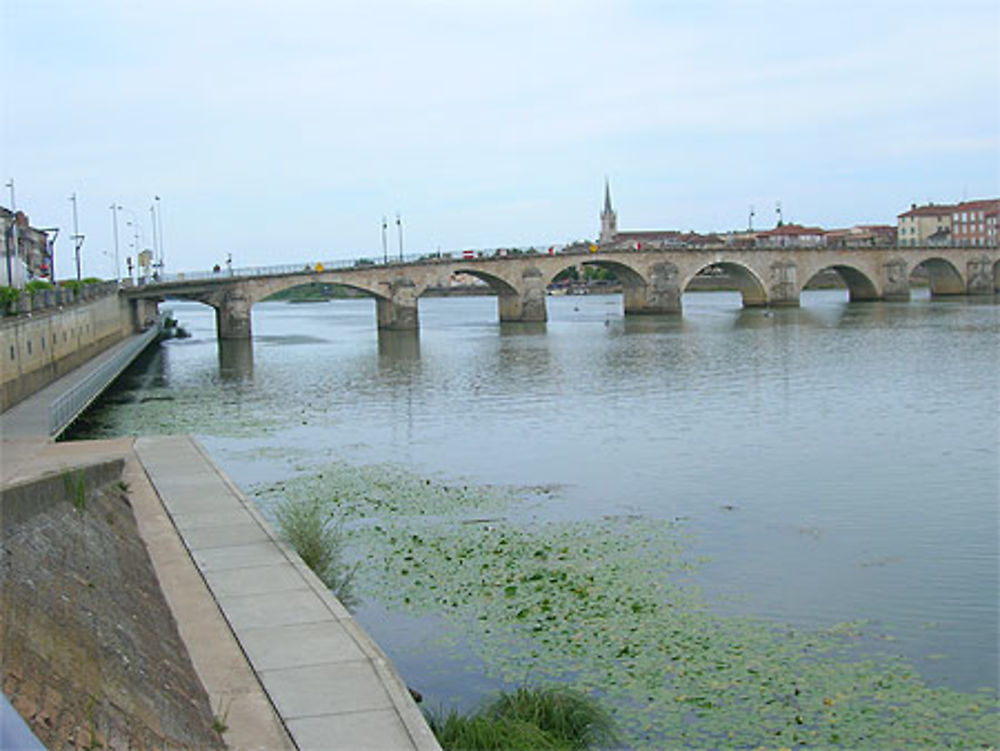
[127,246,1000,339]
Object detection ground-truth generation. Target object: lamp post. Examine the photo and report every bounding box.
[153,195,164,272]
[110,204,121,282]
[69,193,84,281]
[381,216,388,264]
[4,179,15,286]
[149,203,159,274]
[120,206,142,280]
[396,212,403,261]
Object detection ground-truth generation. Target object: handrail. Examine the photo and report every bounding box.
[48,320,163,436]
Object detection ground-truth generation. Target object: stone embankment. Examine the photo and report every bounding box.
[0,459,224,748]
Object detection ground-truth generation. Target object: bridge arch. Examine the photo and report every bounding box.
[802,264,879,302]
[683,261,768,308]
[909,255,965,296]
[454,265,546,323]
[450,267,518,296]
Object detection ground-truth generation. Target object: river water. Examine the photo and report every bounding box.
[69,289,998,743]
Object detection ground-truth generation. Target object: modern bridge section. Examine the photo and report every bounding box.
[128,247,1000,338]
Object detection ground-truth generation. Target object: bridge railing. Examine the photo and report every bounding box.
[145,244,581,285]
[48,317,165,437]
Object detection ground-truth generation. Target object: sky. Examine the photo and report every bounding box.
[2,0,998,278]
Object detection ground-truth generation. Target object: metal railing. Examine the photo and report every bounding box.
[144,244,575,286]
[48,320,163,436]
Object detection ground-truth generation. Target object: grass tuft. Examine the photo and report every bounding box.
[274,496,359,610]
[427,686,616,750]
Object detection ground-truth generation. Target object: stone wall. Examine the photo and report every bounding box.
[0,460,224,749]
[0,290,135,411]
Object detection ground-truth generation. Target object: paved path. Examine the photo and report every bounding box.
[2,338,441,750]
[134,435,440,751]
[1,330,152,440]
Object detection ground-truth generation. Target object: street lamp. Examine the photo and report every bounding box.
[5,178,16,286]
[153,195,164,273]
[396,212,403,262]
[69,193,84,281]
[381,216,388,264]
[110,204,122,282]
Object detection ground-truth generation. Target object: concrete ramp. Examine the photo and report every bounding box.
[134,435,440,751]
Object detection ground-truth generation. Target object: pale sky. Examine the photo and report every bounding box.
[2,0,998,278]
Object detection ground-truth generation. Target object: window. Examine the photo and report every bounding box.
[9,345,14,360]
[27,341,32,355]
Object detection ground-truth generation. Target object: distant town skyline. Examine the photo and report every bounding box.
[3,0,998,277]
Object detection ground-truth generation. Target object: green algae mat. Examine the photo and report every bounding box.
[255,463,998,749]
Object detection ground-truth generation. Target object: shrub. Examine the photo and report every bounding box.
[274,497,359,610]
[0,286,20,314]
[25,279,54,298]
[427,686,616,751]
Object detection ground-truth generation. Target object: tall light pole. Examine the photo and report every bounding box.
[5,179,16,286]
[396,212,403,261]
[154,195,164,272]
[149,204,158,265]
[69,193,84,281]
[110,204,121,282]
[381,216,388,264]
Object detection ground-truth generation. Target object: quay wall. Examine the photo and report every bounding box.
[0,289,147,412]
[0,459,223,749]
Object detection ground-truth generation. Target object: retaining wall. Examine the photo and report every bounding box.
[0,290,138,412]
[0,459,224,749]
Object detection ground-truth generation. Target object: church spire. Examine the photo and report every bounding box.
[599,177,617,244]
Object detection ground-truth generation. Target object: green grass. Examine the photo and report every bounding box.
[427,687,616,751]
[274,496,359,610]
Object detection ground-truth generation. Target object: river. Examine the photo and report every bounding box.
[68,289,999,746]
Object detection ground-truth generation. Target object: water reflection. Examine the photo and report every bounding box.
[498,321,547,337]
[217,339,254,382]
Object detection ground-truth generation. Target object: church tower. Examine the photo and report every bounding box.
[599,178,617,244]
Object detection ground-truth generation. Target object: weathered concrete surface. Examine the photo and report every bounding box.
[0,458,225,749]
[0,292,134,411]
[134,435,441,751]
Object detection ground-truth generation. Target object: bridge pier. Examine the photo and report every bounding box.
[966,255,996,295]
[623,261,682,314]
[215,287,253,339]
[376,277,419,330]
[767,260,800,307]
[498,267,547,322]
[881,257,911,301]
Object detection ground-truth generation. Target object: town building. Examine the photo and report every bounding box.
[950,199,1000,247]
[824,225,897,249]
[754,223,826,248]
[897,203,952,247]
[897,199,1000,247]
[2,206,54,287]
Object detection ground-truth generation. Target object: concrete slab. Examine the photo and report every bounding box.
[171,507,256,531]
[288,709,418,751]
[182,521,272,550]
[204,562,306,598]
[259,661,392,719]
[236,621,366,671]
[191,541,289,572]
[220,589,335,631]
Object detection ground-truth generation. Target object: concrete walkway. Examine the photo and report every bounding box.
[2,338,441,750]
[134,435,440,751]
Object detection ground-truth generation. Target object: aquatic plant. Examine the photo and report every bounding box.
[428,686,615,751]
[257,462,999,748]
[274,496,359,610]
